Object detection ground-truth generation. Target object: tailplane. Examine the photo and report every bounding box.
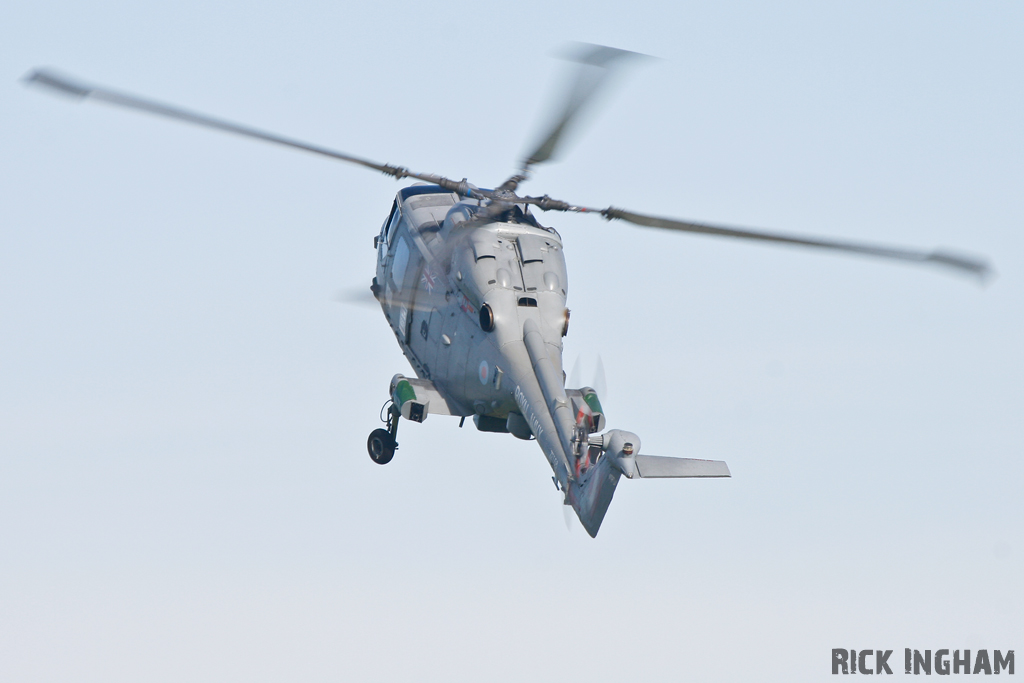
[566,429,731,537]
[634,455,731,478]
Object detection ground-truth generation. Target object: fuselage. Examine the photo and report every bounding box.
[373,184,578,485]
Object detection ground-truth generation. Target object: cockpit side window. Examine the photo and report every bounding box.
[380,201,396,237]
[390,237,411,292]
[378,201,397,263]
[385,203,404,247]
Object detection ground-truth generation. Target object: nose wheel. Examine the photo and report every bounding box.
[367,428,396,464]
[367,402,400,464]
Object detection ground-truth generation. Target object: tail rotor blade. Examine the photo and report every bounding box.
[562,501,575,533]
[569,355,582,390]
[593,354,607,401]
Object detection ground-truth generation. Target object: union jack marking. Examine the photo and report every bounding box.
[420,268,437,293]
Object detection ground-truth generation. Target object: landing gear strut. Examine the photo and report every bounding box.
[367,403,400,465]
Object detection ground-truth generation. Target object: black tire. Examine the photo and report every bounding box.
[367,428,396,465]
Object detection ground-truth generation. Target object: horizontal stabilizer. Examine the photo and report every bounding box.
[634,455,731,479]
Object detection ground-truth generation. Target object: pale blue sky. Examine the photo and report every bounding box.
[2,2,1022,681]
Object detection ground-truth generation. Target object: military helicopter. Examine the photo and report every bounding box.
[25,45,991,537]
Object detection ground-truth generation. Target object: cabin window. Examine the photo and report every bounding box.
[385,205,404,247]
[390,237,411,291]
[399,185,453,201]
[406,194,455,211]
[380,201,397,238]
[517,297,538,307]
[378,201,396,262]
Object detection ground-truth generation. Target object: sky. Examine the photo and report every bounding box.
[1,1,1022,681]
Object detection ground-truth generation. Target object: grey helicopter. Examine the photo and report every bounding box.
[25,45,991,537]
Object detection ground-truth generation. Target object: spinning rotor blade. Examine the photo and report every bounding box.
[505,44,646,189]
[562,501,575,533]
[23,69,473,193]
[567,353,607,398]
[592,355,607,401]
[25,69,992,281]
[568,356,582,390]
[599,208,992,279]
[332,286,435,312]
[520,194,992,279]
[332,287,378,307]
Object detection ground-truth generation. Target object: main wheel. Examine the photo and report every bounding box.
[367,428,396,465]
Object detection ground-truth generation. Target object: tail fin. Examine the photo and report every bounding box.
[566,453,730,537]
[566,454,621,538]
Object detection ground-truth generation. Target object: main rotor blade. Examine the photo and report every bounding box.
[519,44,646,174]
[23,69,473,193]
[600,207,993,280]
[517,193,991,280]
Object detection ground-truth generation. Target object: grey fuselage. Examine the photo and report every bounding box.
[373,184,577,486]
[372,184,730,537]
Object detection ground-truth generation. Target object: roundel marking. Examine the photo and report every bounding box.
[478,360,490,385]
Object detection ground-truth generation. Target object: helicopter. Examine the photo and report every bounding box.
[24,44,992,537]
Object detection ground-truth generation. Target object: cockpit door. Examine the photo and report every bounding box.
[385,230,411,338]
[378,200,397,266]
[408,304,442,379]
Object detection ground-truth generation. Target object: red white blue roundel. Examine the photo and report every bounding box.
[478,360,489,385]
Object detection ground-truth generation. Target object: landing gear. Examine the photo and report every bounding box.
[367,429,396,464]
[367,402,400,464]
